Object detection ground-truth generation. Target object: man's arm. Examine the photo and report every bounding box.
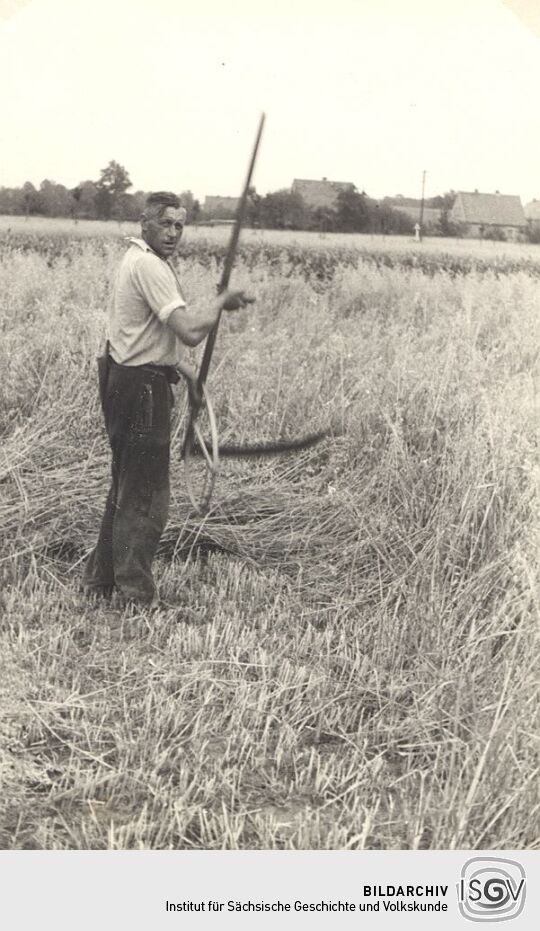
[132,253,253,347]
[166,290,253,347]
[166,304,219,347]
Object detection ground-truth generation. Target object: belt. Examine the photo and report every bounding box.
[108,354,181,385]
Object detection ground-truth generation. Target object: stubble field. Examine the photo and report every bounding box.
[0,218,538,849]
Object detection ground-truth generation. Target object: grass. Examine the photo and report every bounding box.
[0,222,538,849]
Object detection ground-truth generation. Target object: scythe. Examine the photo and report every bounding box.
[180,114,331,513]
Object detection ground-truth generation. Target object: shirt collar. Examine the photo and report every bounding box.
[125,237,175,269]
[125,237,153,252]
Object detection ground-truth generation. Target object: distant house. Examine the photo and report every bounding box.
[450,191,526,240]
[291,178,355,211]
[206,219,235,227]
[524,200,540,231]
[203,195,239,218]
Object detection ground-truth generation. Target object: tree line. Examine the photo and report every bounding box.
[1,159,459,235]
[244,188,457,235]
[0,161,201,225]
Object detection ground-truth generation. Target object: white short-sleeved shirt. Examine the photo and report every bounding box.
[108,238,186,366]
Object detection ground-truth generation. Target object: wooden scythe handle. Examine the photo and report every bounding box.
[182,112,266,463]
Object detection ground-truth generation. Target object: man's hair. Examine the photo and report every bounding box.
[144,191,181,217]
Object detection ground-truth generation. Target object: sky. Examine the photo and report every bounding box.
[0,0,539,204]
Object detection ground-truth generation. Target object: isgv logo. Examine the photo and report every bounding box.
[457,858,526,922]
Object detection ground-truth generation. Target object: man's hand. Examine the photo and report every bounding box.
[176,360,202,410]
[219,289,255,312]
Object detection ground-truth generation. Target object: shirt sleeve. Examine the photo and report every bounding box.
[132,253,186,323]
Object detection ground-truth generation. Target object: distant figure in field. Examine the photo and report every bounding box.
[83,191,253,607]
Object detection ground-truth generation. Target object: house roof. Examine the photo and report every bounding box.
[291,178,355,210]
[451,192,525,227]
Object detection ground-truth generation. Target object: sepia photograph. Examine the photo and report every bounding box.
[0,0,538,865]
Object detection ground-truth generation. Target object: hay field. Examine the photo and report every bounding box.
[4,211,540,259]
[0,221,538,849]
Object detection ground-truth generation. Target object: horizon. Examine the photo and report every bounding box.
[1,0,539,204]
[0,176,537,211]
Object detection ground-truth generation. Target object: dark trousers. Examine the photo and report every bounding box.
[84,358,172,604]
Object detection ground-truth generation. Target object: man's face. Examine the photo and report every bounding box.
[141,206,185,259]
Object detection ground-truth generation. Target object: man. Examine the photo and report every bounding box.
[83,191,252,606]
